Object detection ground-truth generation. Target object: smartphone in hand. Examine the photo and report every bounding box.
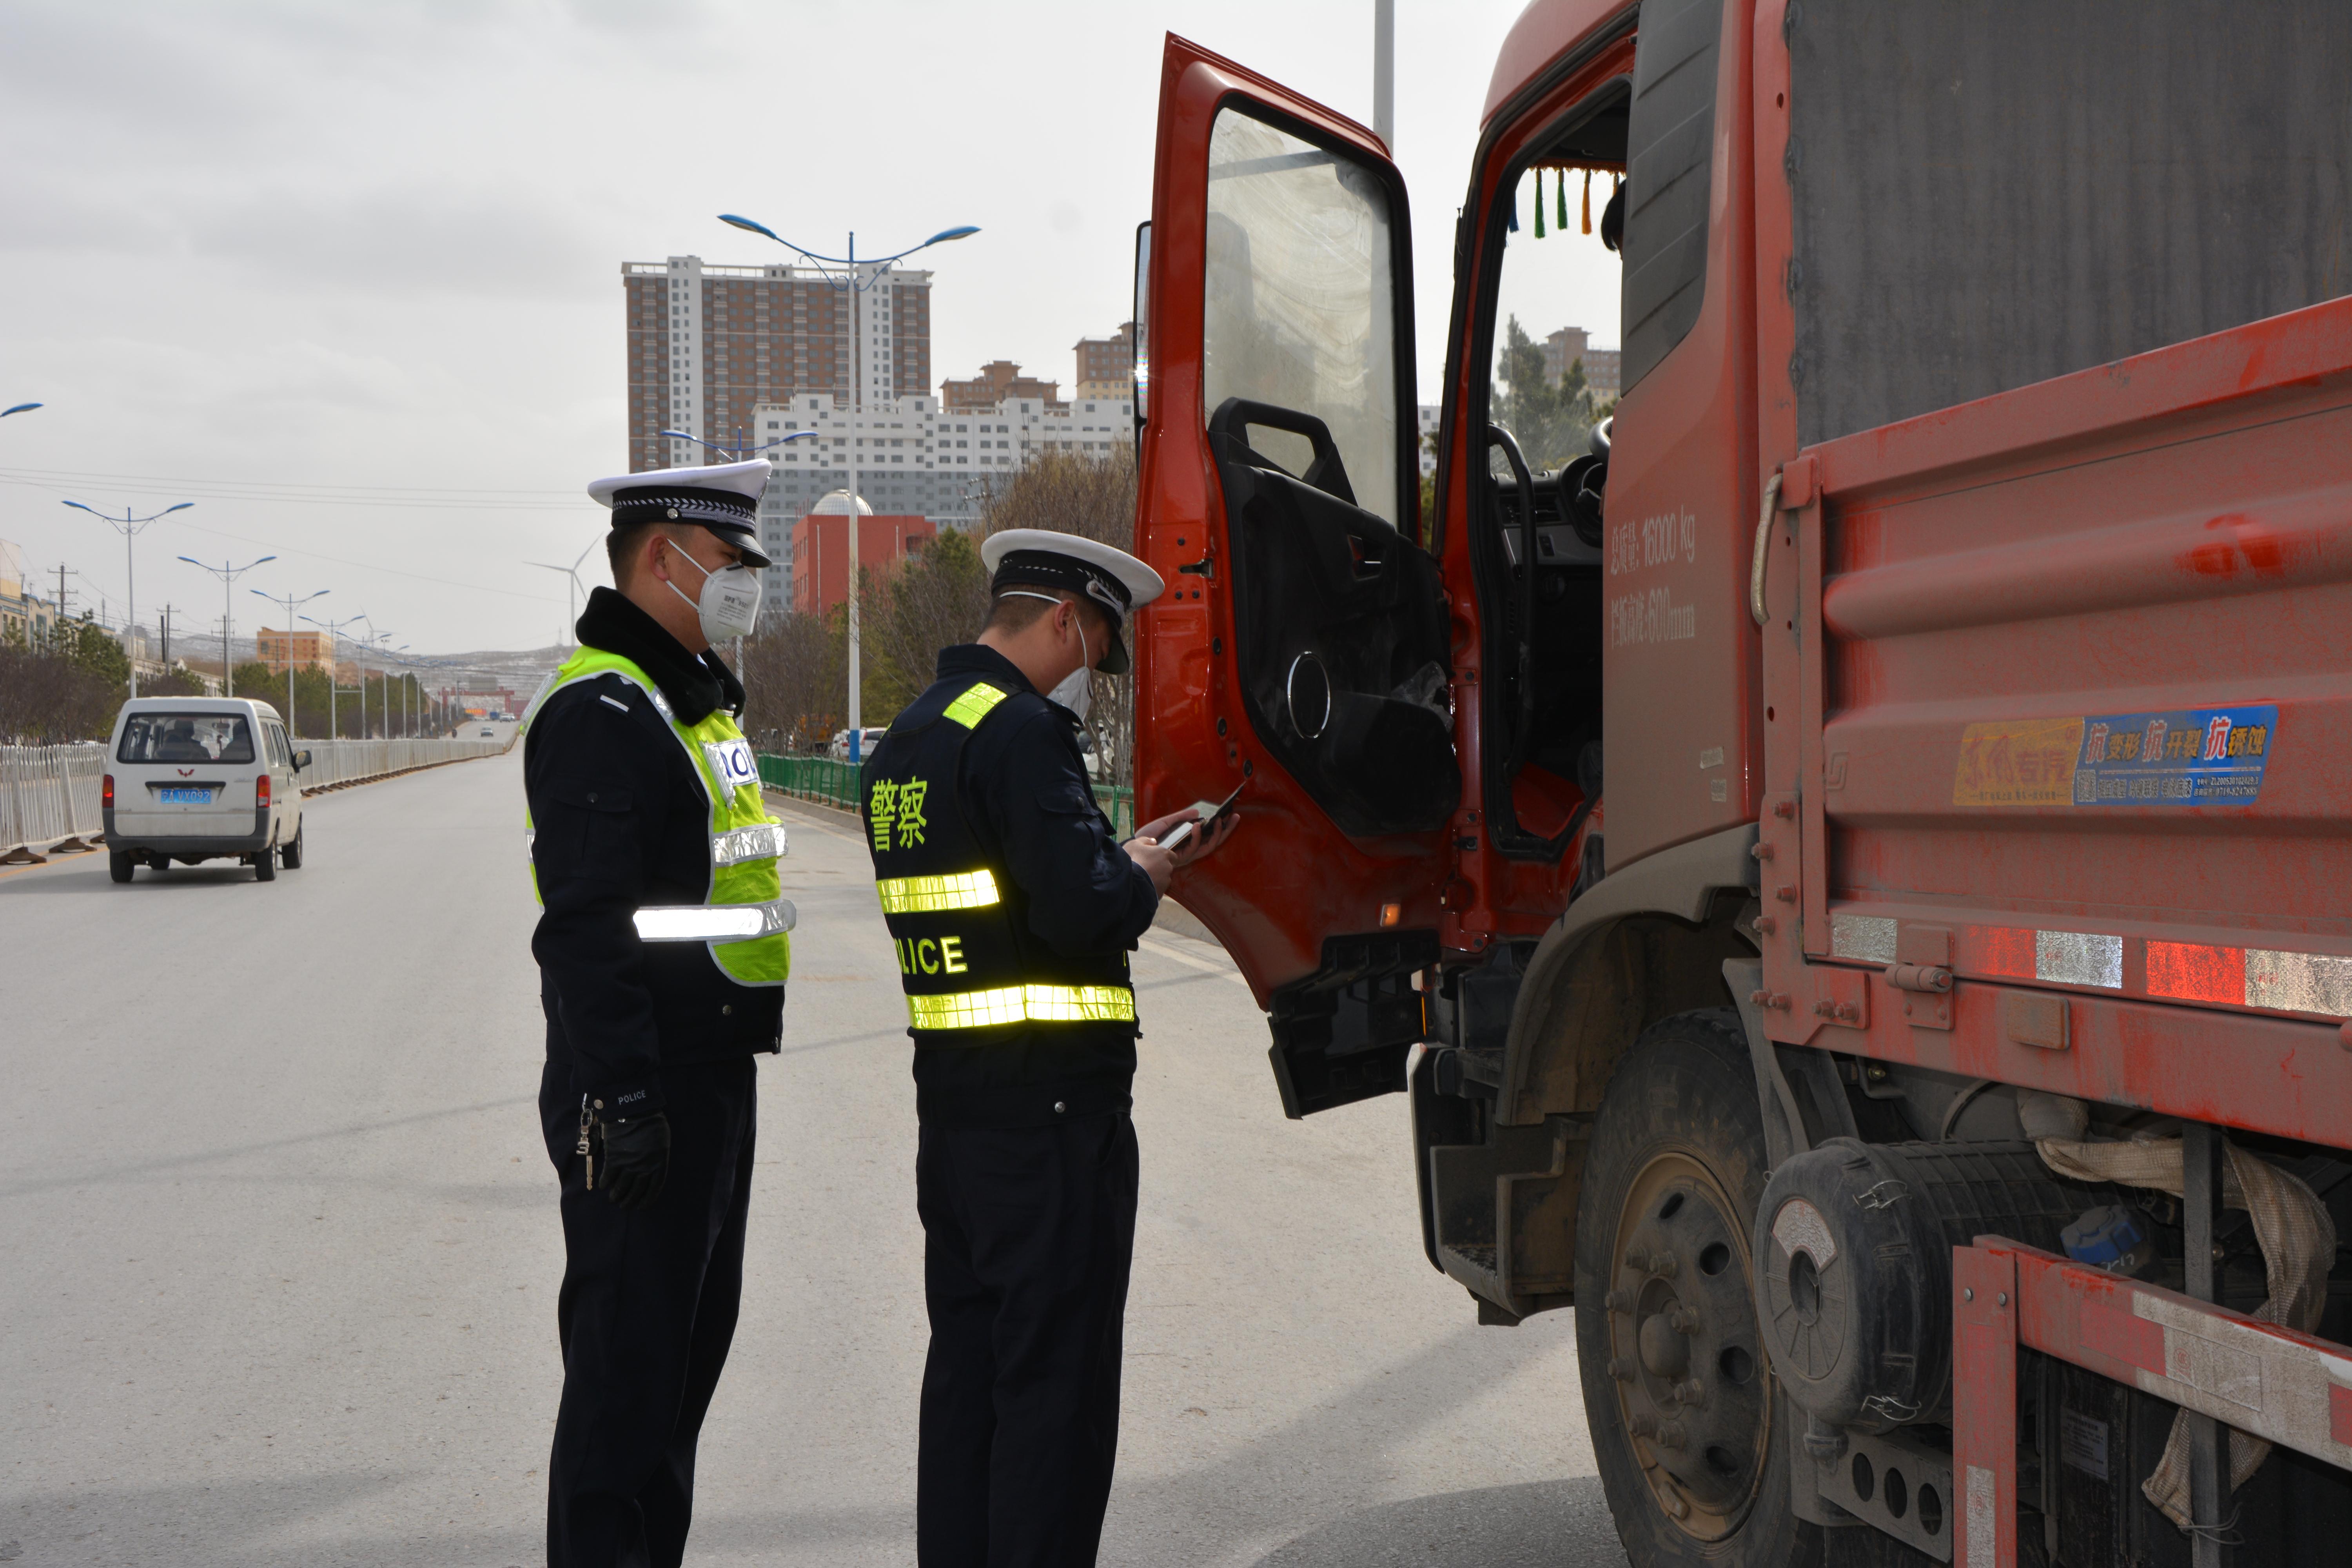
[1159,782,1244,853]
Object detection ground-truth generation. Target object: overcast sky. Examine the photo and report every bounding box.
[0,0,1618,655]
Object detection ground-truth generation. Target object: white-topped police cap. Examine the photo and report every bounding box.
[588,459,774,569]
[982,528,1166,675]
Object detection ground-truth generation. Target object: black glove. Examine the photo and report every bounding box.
[599,1112,671,1212]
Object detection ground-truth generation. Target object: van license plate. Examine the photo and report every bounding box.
[158,788,214,805]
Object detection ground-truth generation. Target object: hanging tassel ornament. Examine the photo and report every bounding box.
[1582,170,1593,235]
[1533,169,1546,238]
[1507,183,1520,232]
[1559,168,1570,232]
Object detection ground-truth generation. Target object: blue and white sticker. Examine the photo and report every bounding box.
[703,737,760,792]
[2073,705,2277,806]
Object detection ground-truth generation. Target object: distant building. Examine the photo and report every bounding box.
[1543,325,1621,397]
[943,359,1061,413]
[1073,323,1135,403]
[621,254,933,474]
[791,493,938,617]
[0,538,59,648]
[749,389,1135,613]
[255,626,334,674]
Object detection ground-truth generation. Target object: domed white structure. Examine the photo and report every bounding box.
[806,489,873,517]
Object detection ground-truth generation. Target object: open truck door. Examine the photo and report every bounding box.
[1131,35,1456,1117]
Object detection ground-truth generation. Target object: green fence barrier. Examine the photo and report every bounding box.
[759,754,1134,837]
[757,754,862,811]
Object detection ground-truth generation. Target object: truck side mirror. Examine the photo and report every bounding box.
[293,749,312,771]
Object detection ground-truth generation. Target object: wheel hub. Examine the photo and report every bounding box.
[1605,1152,1772,1540]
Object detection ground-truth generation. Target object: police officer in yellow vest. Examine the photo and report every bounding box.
[523,459,791,1568]
[864,529,1236,1566]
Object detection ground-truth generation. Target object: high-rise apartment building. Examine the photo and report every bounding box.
[1073,323,1135,401]
[621,254,933,473]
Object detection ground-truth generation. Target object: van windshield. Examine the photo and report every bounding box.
[118,712,255,764]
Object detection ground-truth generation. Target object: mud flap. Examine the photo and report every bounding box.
[1267,929,1440,1118]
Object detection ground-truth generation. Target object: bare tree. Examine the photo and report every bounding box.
[973,449,1140,788]
[866,528,991,719]
[739,610,844,752]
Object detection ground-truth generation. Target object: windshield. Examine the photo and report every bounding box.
[118,712,255,765]
[1202,108,1400,527]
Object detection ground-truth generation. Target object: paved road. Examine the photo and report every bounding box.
[0,751,1627,1567]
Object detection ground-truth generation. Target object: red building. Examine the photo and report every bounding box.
[791,493,937,615]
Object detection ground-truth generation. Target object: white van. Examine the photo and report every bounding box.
[104,697,309,883]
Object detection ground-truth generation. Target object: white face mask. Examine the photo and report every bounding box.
[1048,616,1094,721]
[665,541,762,643]
[1004,590,1095,720]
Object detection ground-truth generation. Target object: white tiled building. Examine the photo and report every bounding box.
[746,391,1136,615]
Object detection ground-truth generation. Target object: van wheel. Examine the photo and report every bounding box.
[1574,1009,1817,1568]
[254,841,278,882]
[281,823,304,869]
[109,850,134,884]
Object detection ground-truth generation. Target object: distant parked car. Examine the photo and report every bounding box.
[828,727,889,760]
[103,697,308,883]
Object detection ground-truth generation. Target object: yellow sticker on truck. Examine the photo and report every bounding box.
[1953,717,2086,807]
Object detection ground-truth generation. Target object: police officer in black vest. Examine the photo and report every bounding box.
[526,461,795,1568]
[863,528,1236,1566]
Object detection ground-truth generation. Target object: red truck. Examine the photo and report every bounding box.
[1128,4,2352,1565]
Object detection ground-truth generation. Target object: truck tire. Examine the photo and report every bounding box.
[254,840,277,882]
[281,822,304,869]
[1575,1009,1817,1568]
[109,849,134,884]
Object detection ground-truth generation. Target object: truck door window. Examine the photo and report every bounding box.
[1203,108,1405,529]
[1465,81,1632,858]
[1193,104,1452,838]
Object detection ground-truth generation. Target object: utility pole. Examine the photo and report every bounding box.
[1374,0,1395,152]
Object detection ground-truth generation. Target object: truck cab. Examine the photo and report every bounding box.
[1132,4,2352,1564]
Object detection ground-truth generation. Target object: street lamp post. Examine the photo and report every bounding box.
[178,554,275,698]
[251,587,328,733]
[301,612,368,737]
[67,499,194,698]
[715,216,978,762]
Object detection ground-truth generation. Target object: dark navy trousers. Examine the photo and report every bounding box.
[540,1056,757,1568]
[915,1112,1140,1568]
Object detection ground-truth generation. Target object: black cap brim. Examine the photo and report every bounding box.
[1098,625,1130,676]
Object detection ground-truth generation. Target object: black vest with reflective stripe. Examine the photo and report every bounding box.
[863,675,1136,1046]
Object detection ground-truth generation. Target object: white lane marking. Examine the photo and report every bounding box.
[1139,935,1252,991]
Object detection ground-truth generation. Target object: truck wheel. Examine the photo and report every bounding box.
[109,850,134,884]
[281,822,304,869]
[1575,1009,1817,1568]
[254,841,278,882]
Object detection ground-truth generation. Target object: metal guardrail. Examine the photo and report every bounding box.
[293,736,509,789]
[1,745,105,854]
[756,753,1133,837]
[0,735,510,858]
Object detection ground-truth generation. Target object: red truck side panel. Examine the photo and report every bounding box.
[1752,195,2352,1143]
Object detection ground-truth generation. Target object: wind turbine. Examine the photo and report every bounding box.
[526,538,597,652]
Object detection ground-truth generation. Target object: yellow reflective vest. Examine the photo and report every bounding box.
[523,643,792,986]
